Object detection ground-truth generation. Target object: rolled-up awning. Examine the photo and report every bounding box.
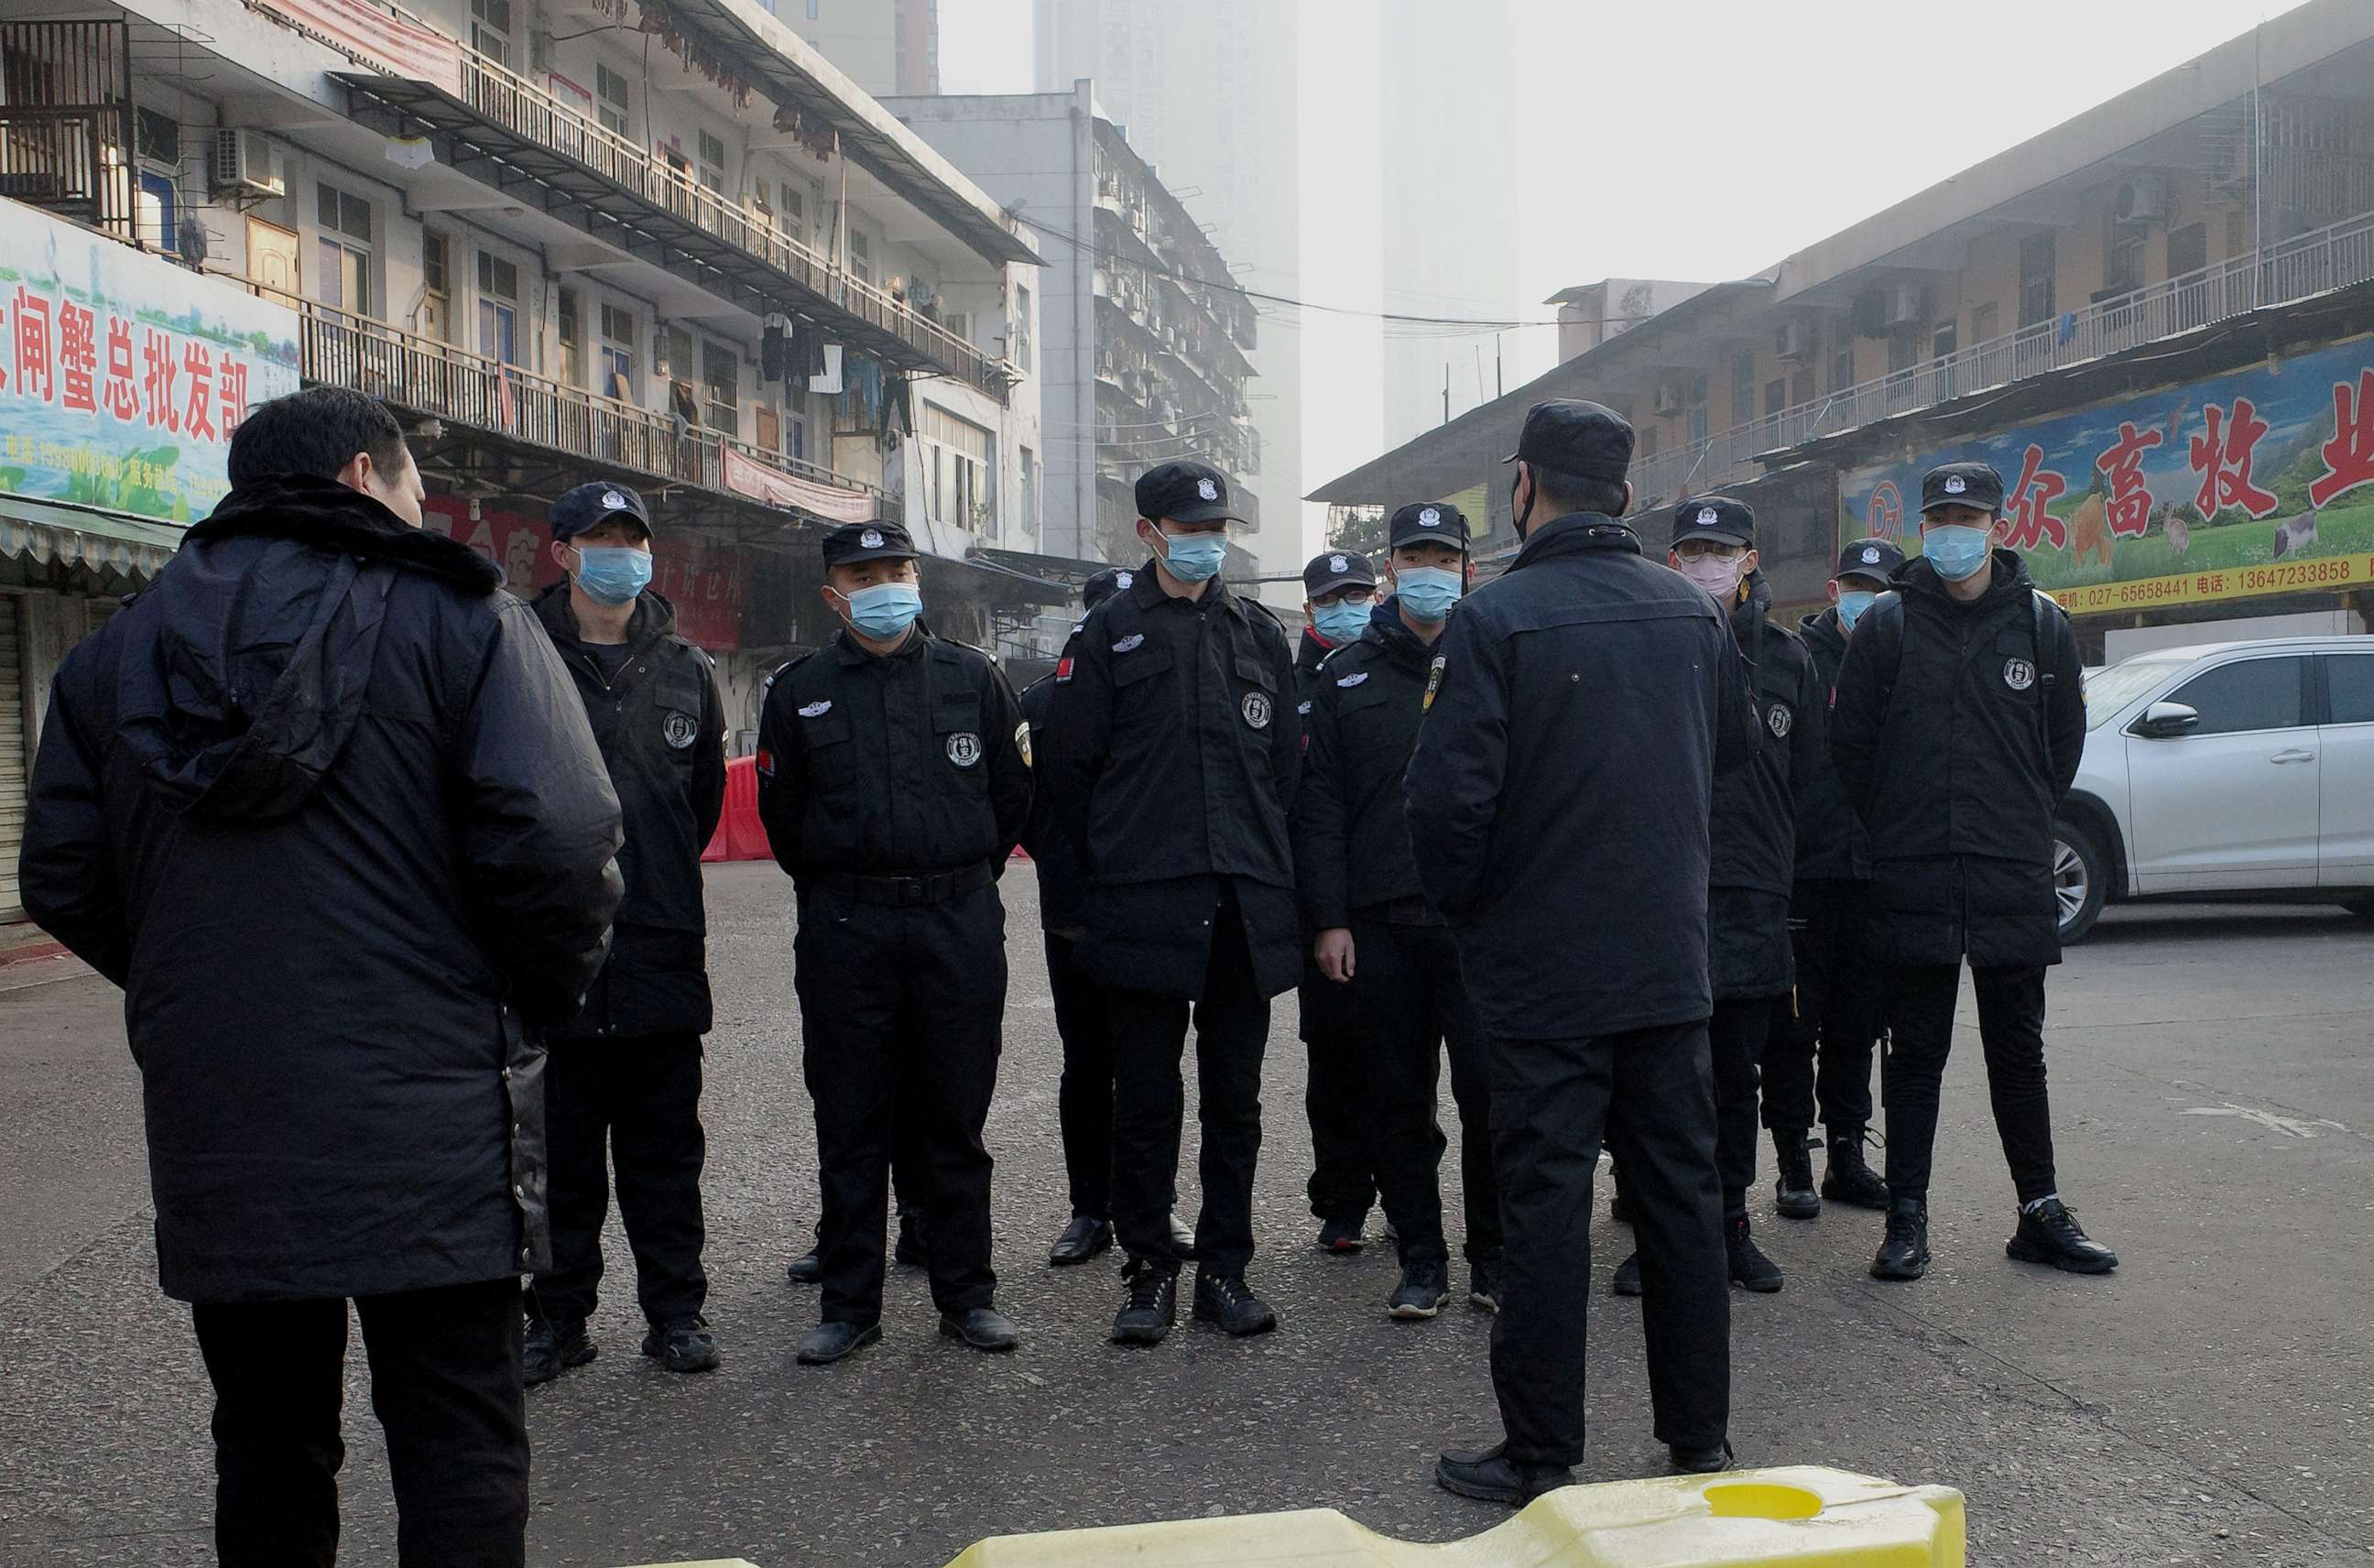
[0,495,185,583]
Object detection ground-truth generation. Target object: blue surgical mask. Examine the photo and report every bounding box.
[1395,566,1464,623]
[1312,599,1370,645]
[1922,523,1993,582]
[1835,590,1878,631]
[572,545,652,606]
[1155,528,1227,583]
[840,581,922,640]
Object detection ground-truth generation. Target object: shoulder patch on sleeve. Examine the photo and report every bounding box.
[1422,653,1447,712]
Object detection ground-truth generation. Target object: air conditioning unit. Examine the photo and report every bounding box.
[1652,385,1684,417]
[2114,176,2171,225]
[210,128,282,199]
[1885,283,1927,328]
[1775,320,1813,361]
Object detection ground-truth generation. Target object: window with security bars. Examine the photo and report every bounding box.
[316,182,372,314]
[596,64,630,136]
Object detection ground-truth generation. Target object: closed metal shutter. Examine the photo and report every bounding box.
[0,594,25,923]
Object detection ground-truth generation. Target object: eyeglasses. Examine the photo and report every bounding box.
[1317,586,1377,605]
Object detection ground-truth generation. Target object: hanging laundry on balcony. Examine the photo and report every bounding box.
[843,354,884,430]
[761,314,790,382]
[811,343,844,397]
[881,372,913,450]
[2057,310,2077,346]
[789,317,828,389]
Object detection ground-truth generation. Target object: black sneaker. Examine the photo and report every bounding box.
[1388,1258,1451,1321]
[640,1314,719,1374]
[2007,1198,2118,1275]
[1726,1214,1784,1292]
[894,1209,928,1269]
[1315,1214,1366,1254]
[1611,1251,1642,1297]
[522,1315,595,1386]
[1772,1128,1820,1219]
[1110,1258,1178,1346]
[1870,1197,1930,1280]
[1468,1257,1501,1312]
[1192,1269,1278,1336]
[1822,1130,1892,1210]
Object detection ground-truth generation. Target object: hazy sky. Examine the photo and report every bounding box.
[939,0,2314,530]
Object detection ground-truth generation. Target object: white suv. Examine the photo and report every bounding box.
[2056,637,2374,941]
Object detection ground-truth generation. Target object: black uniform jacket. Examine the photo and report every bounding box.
[1018,672,1090,937]
[754,624,1031,884]
[1708,574,1824,998]
[1293,602,1443,931]
[533,584,725,1040]
[1829,550,2086,969]
[19,476,623,1303]
[1404,513,1756,1041]
[1040,564,1302,1000]
[1790,606,1874,884]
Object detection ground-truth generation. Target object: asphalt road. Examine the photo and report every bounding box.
[2,865,2369,1566]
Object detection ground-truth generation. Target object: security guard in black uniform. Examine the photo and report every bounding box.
[1610,496,1822,1299]
[1762,537,1904,1217]
[756,519,1033,1364]
[526,482,725,1384]
[1295,547,1381,1253]
[1831,462,2117,1282]
[1295,501,1498,1323]
[1041,459,1301,1347]
[1409,400,1752,1503]
[1020,569,1197,1267]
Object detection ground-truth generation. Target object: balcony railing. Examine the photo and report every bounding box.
[1629,206,2374,506]
[276,289,880,510]
[452,51,1007,399]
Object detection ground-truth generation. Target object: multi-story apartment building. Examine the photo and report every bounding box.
[0,0,1062,925]
[782,0,937,99]
[1313,0,2374,657]
[886,83,1261,579]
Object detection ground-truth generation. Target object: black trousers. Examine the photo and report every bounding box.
[1048,931,1116,1220]
[1300,953,1376,1223]
[1109,893,1269,1277]
[535,1030,706,1326]
[1881,963,2059,1206]
[1350,917,1497,1264]
[1763,879,1879,1135]
[190,1277,528,1568]
[793,883,1004,1322]
[1489,1021,1728,1467]
[1708,996,1776,1214]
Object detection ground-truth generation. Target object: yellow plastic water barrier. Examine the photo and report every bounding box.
[943,1465,1966,1567]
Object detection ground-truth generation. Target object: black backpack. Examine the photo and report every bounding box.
[1862,587,2065,777]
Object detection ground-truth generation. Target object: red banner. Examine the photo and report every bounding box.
[255,0,463,94]
[422,496,746,650]
[720,445,877,524]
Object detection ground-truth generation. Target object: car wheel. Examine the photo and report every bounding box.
[2053,821,2107,944]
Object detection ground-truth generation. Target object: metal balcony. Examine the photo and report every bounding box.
[1629,205,2374,506]
[0,20,134,240]
[335,50,1015,401]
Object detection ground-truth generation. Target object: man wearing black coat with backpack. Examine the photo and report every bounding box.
[19,387,623,1568]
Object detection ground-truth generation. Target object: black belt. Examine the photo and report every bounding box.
[812,861,994,907]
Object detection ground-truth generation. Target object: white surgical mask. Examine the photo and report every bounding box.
[1676,555,1744,596]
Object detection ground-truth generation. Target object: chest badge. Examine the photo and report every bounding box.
[1766,702,1792,739]
[663,711,698,749]
[2004,658,2036,691]
[1242,691,1272,730]
[947,732,983,768]
[1336,670,1369,688]
[798,699,833,718]
[1112,633,1144,653]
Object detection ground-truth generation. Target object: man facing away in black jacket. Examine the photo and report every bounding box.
[19,387,624,1568]
[525,481,726,1384]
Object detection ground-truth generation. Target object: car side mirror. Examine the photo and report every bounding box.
[2135,701,2200,739]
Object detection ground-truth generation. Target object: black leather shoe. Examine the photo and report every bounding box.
[1315,1215,1366,1253]
[894,1210,928,1269]
[1611,1251,1642,1297]
[1388,1258,1451,1320]
[1192,1269,1278,1336]
[784,1247,823,1285]
[1823,1130,1892,1210]
[1726,1214,1784,1293]
[1468,1257,1501,1312]
[640,1315,719,1374]
[796,1319,881,1366]
[1870,1197,1930,1280]
[2007,1198,2118,1274]
[1772,1129,1820,1219]
[523,1316,595,1386]
[938,1305,1020,1352]
[1434,1441,1574,1506]
[1669,1441,1735,1475]
[1111,1258,1178,1345]
[1048,1215,1113,1266]
[1167,1211,1198,1256]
